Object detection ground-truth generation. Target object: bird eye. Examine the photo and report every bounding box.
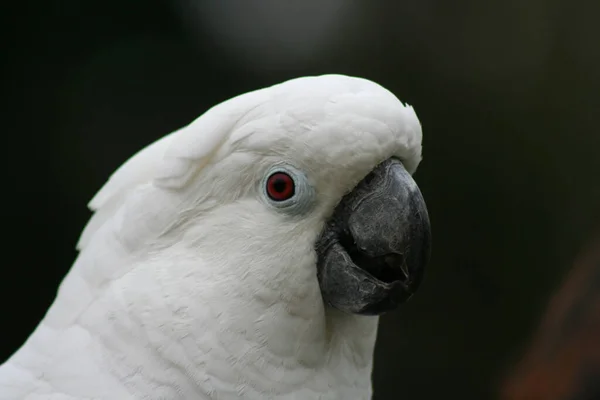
[260,164,315,215]
[266,172,295,201]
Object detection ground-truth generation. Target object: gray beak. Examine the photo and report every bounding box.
[316,157,431,315]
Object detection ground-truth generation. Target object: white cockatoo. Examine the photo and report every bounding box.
[0,75,431,399]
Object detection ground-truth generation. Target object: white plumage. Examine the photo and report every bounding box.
[0,75,423,399]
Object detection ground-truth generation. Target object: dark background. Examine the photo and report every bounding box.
[2,1,599,399]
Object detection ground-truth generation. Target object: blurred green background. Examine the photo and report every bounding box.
[2,1,599,399]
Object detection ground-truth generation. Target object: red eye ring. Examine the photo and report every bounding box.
[266,172,295,201]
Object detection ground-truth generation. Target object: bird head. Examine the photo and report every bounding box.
[79,75,431,321]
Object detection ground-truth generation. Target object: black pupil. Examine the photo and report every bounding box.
[272,178,288,193]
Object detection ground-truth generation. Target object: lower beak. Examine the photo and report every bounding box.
[316,157,431,315]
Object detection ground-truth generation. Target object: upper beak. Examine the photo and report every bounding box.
[316,157,431,315]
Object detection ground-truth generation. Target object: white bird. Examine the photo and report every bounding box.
[0,74,431,400]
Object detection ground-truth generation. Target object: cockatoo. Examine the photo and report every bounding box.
[0,74,431,399]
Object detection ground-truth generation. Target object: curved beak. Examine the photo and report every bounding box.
[316,157,431,315]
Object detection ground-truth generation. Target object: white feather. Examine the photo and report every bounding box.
[0,74,423,399]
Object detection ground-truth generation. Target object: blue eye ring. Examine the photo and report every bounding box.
[260,164,315,215]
